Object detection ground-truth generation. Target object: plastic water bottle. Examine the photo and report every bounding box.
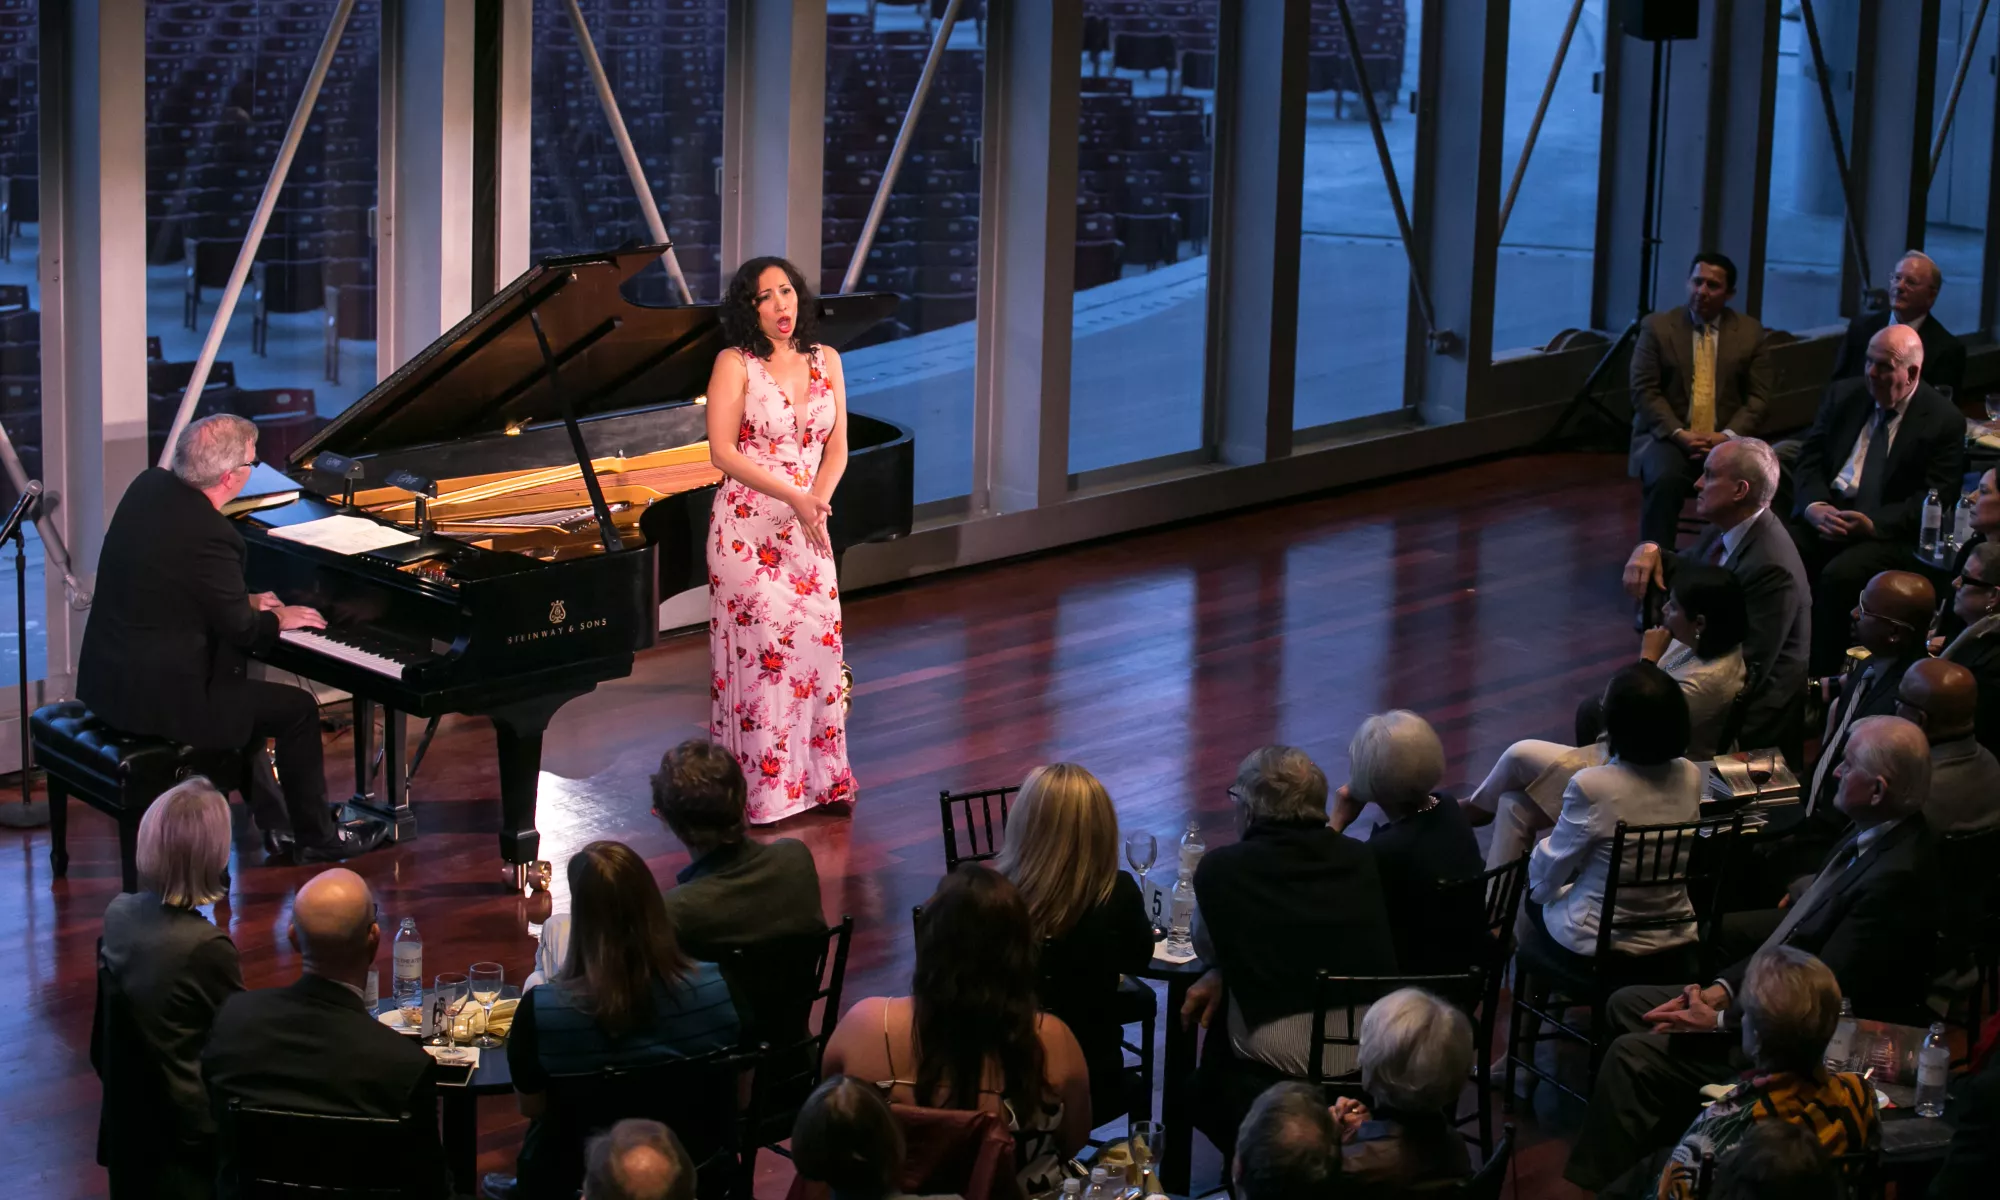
[392,917,423,1018]
[1823,998,1857,1072]
[1085,1167,1113,1200]
[1953,489,1976,551]
[1060,1179,1082,1200]
[1916,1022,1950,1117]
[1921,489,1943,556]
[1178,821,1207,872]
[1166,866,1196,956]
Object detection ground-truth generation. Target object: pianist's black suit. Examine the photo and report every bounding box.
[76,467,337,846]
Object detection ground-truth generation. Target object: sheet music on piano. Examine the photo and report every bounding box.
[268,514,420,555]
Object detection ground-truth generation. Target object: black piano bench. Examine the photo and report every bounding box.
[32,701,202,893]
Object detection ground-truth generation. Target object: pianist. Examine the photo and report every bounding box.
[76,414,388,863]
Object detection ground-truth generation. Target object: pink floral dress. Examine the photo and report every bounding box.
[708,346,856,822]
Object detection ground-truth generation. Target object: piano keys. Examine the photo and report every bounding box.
[236,246,911,884]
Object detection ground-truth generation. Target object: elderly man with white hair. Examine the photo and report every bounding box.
[1830,250,1966,395]
[1327,987,1476,1192]
[1790,322,1965,674]
[1564,716,1942,1191]
[1620,437,1811,755]
[1329,711,1483,974]
[1182,745,1398,1156]
[75,413,388,863]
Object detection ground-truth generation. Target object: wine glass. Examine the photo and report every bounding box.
[467,962,505,1049]
[431,972,468,1045]
[1985,393,2000,428]
[1124,830,1157,883]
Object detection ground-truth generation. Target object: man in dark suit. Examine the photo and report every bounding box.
[1629,252,1774,548]
[1624,438,1810,755]
[75,414,384,861]
[1895,658,2000,832]
[652,738,824,959]
[1563,716,1941,1191]
[1801,570,1934,815]
[202,868,448,1196]
[1829,250,1966,396]
[1182,746,1398,1155]
[1791,323,1965,674]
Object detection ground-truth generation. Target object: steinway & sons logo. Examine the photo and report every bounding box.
[506,598,608,646]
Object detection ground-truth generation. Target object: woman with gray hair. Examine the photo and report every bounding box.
[1940,537,2000,755]
[1329,711,1484,974]
[94,777,244,1199]
[1327,987,1475,1191]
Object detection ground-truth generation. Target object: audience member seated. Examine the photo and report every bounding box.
[1938,541,2000,756]
[1628,252,1773,548]
[1623,438,1809,755]
[791,1075,960,1200]
[992,762,1153,1127]
[1643,948,1877,1200]
[1464,696,1610,873]
[1707,1121,1841,1200]
[822,866,1091,1196]
[200,868,447,1194]
[1523,662,1705,977]
[1799,570,1934,823]
[1829,250,1966,396]
[528,740,825,990]
[582,1119,694,1200]
[94,778,243,1200]
[1564,718,1939,1190]
[1231,1082,1343,1200]
[1328,711,1483,974]
[1181,745,1398,1154]
[1640,564,1749,758]
[1895,658,2000,831]
[1325,987,1475,1194]
[507,841,740,1200]
[1941,469,2000,595]
[1930,1048,2000,1200]
[1789,324,1963,675]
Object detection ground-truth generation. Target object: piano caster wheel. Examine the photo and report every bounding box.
[504,861,528,891]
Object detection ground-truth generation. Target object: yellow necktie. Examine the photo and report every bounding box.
[1688,325,1717,435]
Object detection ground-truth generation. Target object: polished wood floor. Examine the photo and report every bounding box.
[0,452,1642,1198]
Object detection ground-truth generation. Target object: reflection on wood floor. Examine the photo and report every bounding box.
[0,451,1636,1198]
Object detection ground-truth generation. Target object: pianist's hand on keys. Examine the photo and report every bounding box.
[275,605,326,631]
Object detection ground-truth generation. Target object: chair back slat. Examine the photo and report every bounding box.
[537,1046,764,1200]
[1594,813,1745,957]
[937,785,1017,870]
[725,918,855,1149]
[1307,971,1479,1090]
[223,1100,434,1199]
[1457,1125,1513,1198]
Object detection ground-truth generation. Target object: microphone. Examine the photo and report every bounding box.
[0,479,41,546]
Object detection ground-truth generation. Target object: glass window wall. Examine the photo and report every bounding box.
[1762,7,1855,333]
[0,0,37,685]
[1926,0,1992,337]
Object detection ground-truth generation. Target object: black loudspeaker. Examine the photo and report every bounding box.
[1620,0,1699,41]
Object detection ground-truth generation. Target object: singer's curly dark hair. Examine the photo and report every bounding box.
[721,256,820,359]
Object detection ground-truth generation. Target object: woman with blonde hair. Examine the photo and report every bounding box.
[993,762,1154,1126]
[94,776,243,1199]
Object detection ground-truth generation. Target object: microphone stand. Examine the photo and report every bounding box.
[0,480,44,828]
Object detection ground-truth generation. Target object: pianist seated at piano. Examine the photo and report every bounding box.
[75,414,390,862]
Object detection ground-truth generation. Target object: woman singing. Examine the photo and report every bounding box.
[705,256,857,823]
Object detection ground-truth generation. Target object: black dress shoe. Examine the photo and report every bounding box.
[262,830,297,865]
[298,821,391,863]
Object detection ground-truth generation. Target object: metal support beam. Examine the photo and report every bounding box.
[843,0,967,293]
[380,0,477,374]
[159,0,357,465]
[1206,0,1309,462]
[721,0,826,289]
[562,0,692,304]
[1498,0,1586,239]
[471,0,533,303]
[972,0,1080,513]
[1411,0,1508,422]
[1848,0,1939,307]
[1799,0,1875,303]
[1931,0,1990,183]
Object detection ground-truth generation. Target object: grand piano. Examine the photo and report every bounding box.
[236,246,911,882]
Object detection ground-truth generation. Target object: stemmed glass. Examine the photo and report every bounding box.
[1125,831,1159,933]
[1985,393,2000,429]
[467,962,505,1049]
[430,972,468,1045]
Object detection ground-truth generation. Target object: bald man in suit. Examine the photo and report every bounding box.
[1829,251,1966,396]
[1629,252,1774,548]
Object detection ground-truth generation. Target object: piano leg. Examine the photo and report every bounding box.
[486,689,593,886]
[347,698,417,842]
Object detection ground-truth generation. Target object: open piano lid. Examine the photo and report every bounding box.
[291,245,900,466]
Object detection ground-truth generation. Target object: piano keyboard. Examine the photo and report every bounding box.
[279,628,419,680]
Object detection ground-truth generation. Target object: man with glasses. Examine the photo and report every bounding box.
[1938,539,2000,757]
[1798,571,1935,821]
[1829,251,1966,397]
[77,414,388,863]
[1895,658,2000,832]
[1790,323,1964,675]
